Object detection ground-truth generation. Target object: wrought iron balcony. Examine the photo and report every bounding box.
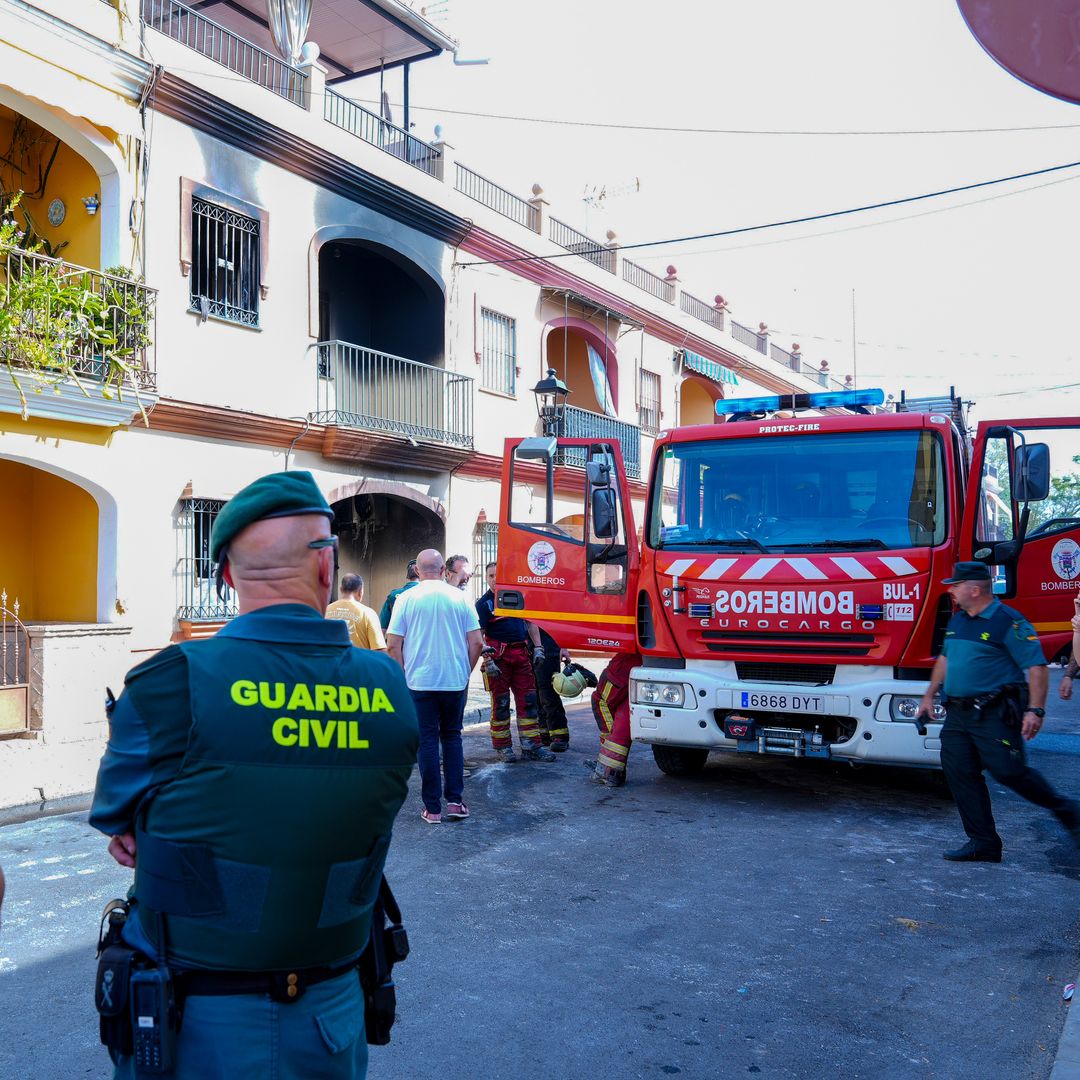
[556,405,641,480]
[325,91,442,177]
[143,0,307,107]
[315,341,474,449]
[549,218,616,274]
[455,163,540,231]
[0,248,158,393]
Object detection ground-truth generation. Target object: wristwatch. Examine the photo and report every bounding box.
[1028,707,1046,718]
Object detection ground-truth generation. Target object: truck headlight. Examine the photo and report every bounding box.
[633,681,685,708]
[890,696,945,723]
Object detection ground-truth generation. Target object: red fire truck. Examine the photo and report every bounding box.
[495,388,1080,775]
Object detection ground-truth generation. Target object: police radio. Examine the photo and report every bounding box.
[129,967,178,1074]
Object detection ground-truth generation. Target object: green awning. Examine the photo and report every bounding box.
[682,350,739,387]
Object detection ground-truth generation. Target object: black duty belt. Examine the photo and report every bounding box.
[177,957,358,1003]
[947,697,980,708]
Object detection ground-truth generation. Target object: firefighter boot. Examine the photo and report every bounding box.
[496,747,518,763]
[591,761,626,787]
[521,741,556,762]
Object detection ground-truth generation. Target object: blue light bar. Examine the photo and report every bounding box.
[714,394,784,415]
[715,388,885,417]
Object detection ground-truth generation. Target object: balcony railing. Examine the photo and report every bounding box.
[314,341,473,448]
[731,320,767,354]
[770,342,797,370]
[549,218,616,274]
[1,248,158,392]
[680,291,724,331]
[557,405,641,480]
[623,260,674,304]
[325,91,442,177]
[143,0,307,107]
[455,163,539,231]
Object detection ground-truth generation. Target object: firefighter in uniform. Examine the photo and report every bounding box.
[534,628,571,751]
[90,471,418,1079]
[588,651,642,787]
[917,561,1080,862]
[476,563,555,763]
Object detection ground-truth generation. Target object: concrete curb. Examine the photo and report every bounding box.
[1052,981,1080,1080]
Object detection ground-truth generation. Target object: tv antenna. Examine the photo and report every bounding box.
[582,177,641,232]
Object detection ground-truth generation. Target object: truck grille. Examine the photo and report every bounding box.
[734,662,836,686]
[702,630,875,657]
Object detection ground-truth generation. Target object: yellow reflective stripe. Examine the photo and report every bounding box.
[1033,621,1071,632]
[494,607,635,625]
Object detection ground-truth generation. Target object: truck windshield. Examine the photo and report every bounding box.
[649,430,947,552]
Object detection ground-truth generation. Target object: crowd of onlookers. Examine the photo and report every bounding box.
[324,551,625,824]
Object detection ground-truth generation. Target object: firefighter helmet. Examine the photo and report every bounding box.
[552,662,598,697]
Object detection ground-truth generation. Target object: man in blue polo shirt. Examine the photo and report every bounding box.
[918,561,1080,862]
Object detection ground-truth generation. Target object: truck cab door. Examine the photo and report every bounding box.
[494,436,638,653]
[961,417,1080,659]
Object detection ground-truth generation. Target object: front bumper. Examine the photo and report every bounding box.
[629,661,943,768]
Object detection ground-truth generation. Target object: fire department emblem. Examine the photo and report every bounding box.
[1051,538,1080,581]
[527,541,557,576]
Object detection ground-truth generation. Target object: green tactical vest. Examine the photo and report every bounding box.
[132,632,418,971]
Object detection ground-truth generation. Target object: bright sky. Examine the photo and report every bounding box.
[383,0,1080,423]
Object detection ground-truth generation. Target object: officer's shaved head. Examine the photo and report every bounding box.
[225,515,335,614]
[416,549,445,579]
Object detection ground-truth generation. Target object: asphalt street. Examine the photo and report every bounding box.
[3,673,1080,1080]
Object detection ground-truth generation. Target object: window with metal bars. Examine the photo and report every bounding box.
[480,308,516,395]
[473,521,499,600]
[190,197,261,326]
[640,369,661,435]
[176,498,238,620]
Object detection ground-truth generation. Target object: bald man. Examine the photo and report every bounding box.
[386,549,484,824]
[90,471,418,1079]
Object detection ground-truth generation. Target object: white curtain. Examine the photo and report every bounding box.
[266,0,312,63]
[586,343,617,417]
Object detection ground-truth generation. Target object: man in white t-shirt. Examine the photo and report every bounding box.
[387,549,484,824]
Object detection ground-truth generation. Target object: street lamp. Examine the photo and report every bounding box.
[531,368,569,437]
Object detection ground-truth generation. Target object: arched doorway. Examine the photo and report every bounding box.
[0,459,98,621]
[0,99,121,269]
[544,321,619,416]
[679,375,721,427]
[318,239,443,365]
[330,491,445,613]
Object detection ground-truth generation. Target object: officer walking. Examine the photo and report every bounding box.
[90,471,418,1078]
[917,561,1080,862]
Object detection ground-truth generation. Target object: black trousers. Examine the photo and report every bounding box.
[535,654,569,740]
[940,699,1073,848]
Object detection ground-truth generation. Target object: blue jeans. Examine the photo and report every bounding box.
[411,688,467,813]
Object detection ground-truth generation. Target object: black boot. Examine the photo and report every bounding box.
[943,840,1002,863]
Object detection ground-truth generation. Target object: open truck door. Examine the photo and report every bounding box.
[494,436,638,654]
[962,417,1080,660]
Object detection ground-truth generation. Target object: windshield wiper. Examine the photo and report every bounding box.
[672,536,772,553]
[794,538,888,551]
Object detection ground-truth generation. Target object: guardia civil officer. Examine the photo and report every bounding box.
[917,561,1080,862]
[90,471,418,1078]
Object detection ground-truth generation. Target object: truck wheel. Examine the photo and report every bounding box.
[652,745,709,777]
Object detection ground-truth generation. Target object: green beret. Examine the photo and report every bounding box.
[211,471,333,562]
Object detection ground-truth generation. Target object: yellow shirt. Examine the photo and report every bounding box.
[325,598,387,650]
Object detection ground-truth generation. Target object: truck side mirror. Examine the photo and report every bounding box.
[1015,443,1050,502]
[586,460,611,488]
[592,488,618,539]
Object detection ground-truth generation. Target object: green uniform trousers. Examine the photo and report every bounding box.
[941,698,1073,850]
[112,969,367,1080]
